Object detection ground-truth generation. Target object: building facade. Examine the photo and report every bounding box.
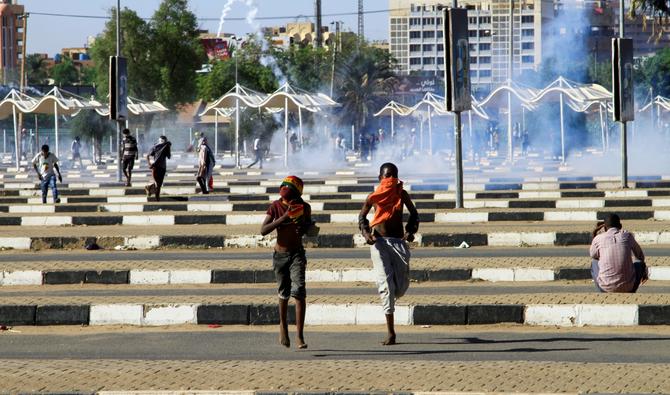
[265,22,336,49]
[0,0,25,81]
[390,0,554,91]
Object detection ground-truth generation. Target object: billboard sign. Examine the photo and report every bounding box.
[109,55,128,121]
[612,38,634,122]
[443,7,471,112]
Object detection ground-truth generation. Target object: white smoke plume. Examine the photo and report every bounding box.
[217,0,236,38]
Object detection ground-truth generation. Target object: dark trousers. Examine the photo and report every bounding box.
[152,167,166,200]
[40,174,59,204]
[591,259,646,293]
[247,149,263,169]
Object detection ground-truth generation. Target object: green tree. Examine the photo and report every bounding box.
[89,7,157,100]
[150,0,206,108]
[197,41,278,101]
[271,44,331,91]
[67,109,115,153]
[335,44,397,137]
[636,48,670,97]
[50,56,79,86]
[80,66,98,87]
[26,54,48,85]
[630,0,670,39]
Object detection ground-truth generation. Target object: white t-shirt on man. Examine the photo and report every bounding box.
[32,152,59,177]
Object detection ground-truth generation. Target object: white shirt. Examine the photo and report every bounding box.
[32,152,59,177]
[253,138,261,150]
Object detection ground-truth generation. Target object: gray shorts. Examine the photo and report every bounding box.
[273,249,307,300]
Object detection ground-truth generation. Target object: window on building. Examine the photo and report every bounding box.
[437,57,444,64]
[468,17,477,24]
[480,29,491,37]
[470,56,478,64]
[423,44,434,51]
[522,29,534,37]
[437,31,443,38]
[469,44,476,51]
[479,56,491,64]
[410,17,421,26]
[522,55,534,63]
[410,44,421,52]
[479,43,491,51]
[521,15,534,23]
[423,57,435,65]
[423,31,435,38]
[469,30,477,37]
[437,44,444,51]
[410,31,421,39]
[521,42,534,50]
[410,57,421,65]
[437,18,442,25]
[479,16,491,24]
[480,70,492,77]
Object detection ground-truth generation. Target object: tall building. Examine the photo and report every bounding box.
[389,0,555,91]
[0,0,25,80]
[264,22,335,49]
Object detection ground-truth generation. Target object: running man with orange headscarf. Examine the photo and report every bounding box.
[359,162,419,345]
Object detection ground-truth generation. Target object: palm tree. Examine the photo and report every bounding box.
[336,48,397,143]
[630,0,670,40]
[26,54,48,85]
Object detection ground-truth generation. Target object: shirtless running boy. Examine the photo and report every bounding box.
[261,176,312,349]
[359,162,419,345]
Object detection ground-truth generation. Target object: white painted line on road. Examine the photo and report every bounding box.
[355,304,412,325]
[123,215,175,226]
[544,211,598,221]
[129,270,170,285]
[577,304,638,326]
[472,268,514,282]
[21,216,72,226]
[513,268,555,281]
[305,304,357,325]
[0,237,32,250]
[169,270,212,284]
[525,304,578,326]
[124,236,160,249]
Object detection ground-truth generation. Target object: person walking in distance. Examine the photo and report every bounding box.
[122,129,139,187]
[260,176,313,349]
[32,144,63,204]
[145,135,171,202]
[359,163,419,345]
[247,136,264,169]
[196,136,215,194]
[71,136,84,169]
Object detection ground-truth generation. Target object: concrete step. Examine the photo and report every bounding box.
[0,290,669,326]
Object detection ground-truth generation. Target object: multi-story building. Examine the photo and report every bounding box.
[0,0,25,81]
[390,0,555,91]
[609,0,670,57]
[264,22,335,49]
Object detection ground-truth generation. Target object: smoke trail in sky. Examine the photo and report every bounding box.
[217,0,236,38]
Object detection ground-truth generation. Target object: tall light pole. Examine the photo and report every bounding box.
[232,36,243,168]
[507,0,514,163]
[17,12,28,160]
[619,0,628,188]
[329,21,341,98]
[115,0,123,182]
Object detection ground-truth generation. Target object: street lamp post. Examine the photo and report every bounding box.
[232,36,243,168]
[115,0,123,182]
[619,0,628,188]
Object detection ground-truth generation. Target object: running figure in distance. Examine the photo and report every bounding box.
[359,162,419,345]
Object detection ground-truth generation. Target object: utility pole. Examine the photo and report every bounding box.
[507,0,514,163]
[315,0,323,47]
[619,0,627,188]
[115,0,123,182]
[330,21,341,98]
[358,0,364,43]
[18,12,28,158]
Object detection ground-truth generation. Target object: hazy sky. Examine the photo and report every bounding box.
[20,0,389,55]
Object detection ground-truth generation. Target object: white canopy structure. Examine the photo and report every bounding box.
[256,83,339,168]
[199,84,269,166]
[95,96,168,117]
[23,87,104,158]
[529,77,612,161]
[639,95,670,113]
[0,89,39,169]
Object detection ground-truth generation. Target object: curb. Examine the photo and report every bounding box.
[5,266,670,286]
[3,230,670,250]
[1,302,669,327]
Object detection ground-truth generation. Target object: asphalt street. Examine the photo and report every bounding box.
[1,329,669,363]
[2,247,670,261]
[3,283,670,298]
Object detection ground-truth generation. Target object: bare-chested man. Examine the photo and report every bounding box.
[261,176,312,349]
[359,162,419,345]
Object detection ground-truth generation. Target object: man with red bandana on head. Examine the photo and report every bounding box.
[261,175,313,349]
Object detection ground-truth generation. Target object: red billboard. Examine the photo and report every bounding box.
[201,38,230,61]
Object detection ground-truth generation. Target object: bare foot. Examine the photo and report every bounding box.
[297,337,308,349]
[280,329,290,348]
[381,334,396,346]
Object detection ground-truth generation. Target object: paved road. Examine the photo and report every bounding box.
[4,283,670,298]
[1,329,669,364]
[2,247,670,261]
